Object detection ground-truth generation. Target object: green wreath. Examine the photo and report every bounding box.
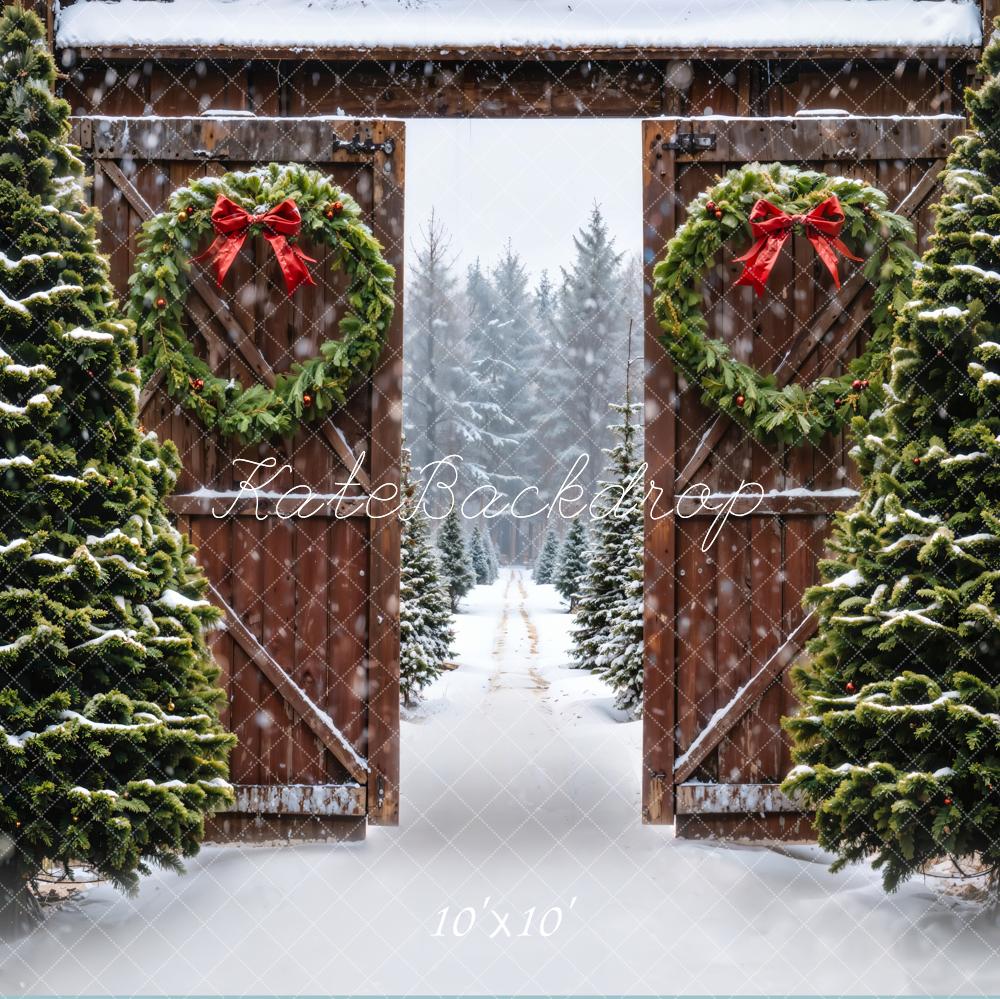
[652,163,916,446]
[129,163,395,443]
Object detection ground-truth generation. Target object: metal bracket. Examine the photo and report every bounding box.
[665,132,717,155]
[333,133,395,156]
[375,774,386,810]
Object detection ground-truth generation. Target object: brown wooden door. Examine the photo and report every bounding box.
[74,115,405,838]
[640,114,963,837]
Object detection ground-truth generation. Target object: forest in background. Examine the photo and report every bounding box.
[403,205,643,561]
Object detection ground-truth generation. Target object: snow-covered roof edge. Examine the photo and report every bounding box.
[56,0,984,56]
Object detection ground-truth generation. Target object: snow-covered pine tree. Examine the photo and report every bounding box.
[0,6,233,933]
[783,34,1000,893]
[482,526,500,582]
[437,507,476,611]
[404,212,492,474]
[533,528,561,584]
[534,206,637,500]
[554,519,588,609]
[468,525,491,585]
[399,452,453,705]
[572,398,644,714]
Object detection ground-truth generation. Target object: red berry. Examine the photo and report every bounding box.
[913,456,921,465]
[845,681,856,693]
[190,377,204,392]
[834,398,843,408]
[303,393,312,407]
[861,379,870,389]
[155,297,167,309]
[851,378,863,391]
[734,393,745,408]
[705,200,717,214]
[944,797,953,806]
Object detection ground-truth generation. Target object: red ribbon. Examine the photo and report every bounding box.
[733,195,862,297]
[192,195,317,295]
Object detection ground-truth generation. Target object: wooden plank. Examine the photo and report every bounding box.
[676,491,856,517]
[209,582,370,784]
[364,120,404,825]
[78,115,391,163]
[676,783,802,815]
[641,119,677,824]
[673,613,816,786]
[229,783,366,817]
[665,114,964,164]
[166,493,368,518]
[672,146,949,494]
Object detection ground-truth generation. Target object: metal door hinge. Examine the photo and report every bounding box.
[375,774,386,810]
[665,132,717,154]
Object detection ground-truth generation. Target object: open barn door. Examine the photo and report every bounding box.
[73,115,405,838]
[640,113,963,837]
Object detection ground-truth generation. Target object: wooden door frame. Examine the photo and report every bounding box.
[640,113,965,827]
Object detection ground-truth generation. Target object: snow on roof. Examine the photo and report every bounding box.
[56,0,983,53]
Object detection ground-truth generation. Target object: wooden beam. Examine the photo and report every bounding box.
[673,151,950,493]
[208,582,370,784]
[667,114,964,164]
[166,493,368,518]
[676,783,803,815]
[642,119,678,825]
[79,115,390,164]
[365,120,404,826]
[227,783,366,817]
[673,613,816,786]
[95,155,372,491]
[63,44,981,64]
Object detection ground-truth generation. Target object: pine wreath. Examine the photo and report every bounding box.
[652,163,916,446]
[129,163,395,444]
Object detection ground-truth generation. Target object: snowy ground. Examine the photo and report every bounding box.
[2,567,999,994]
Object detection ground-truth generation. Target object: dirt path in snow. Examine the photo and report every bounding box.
[488,568,547,696]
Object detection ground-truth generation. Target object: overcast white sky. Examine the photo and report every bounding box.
[405,118,642,283]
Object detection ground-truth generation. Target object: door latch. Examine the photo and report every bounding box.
[665,132,717,155]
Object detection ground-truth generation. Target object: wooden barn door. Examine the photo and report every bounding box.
[641,114,963,837]
[73,116,405,839]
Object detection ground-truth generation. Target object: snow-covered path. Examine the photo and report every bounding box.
[2,567,999,995]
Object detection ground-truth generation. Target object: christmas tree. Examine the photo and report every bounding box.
[554,519,588,609]
[436,508,476,611]
[468,525,492,586]
[0,7,233,933]
[533,528,561,584]
[572,400,644,714]
[783,34,1000,893]
[399,453,454,705]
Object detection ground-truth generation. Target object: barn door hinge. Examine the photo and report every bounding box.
[665,132,717,154]
[333,133,395,156]
[375,774,385,810]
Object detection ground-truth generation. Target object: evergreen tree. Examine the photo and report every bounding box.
[482,525,500,582]
[468,525,491,585]
[0,7,233,933]
[783,36,1000,893]
[436,508,475,611]
[535,207,637,499]
[553,519,589,609]
[399,453,453,705]
[403,212,492,474]
[586,401,644,715]
[533,528,561,584]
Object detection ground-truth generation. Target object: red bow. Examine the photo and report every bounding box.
[733,196,862,296]
[192,195,317,295]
